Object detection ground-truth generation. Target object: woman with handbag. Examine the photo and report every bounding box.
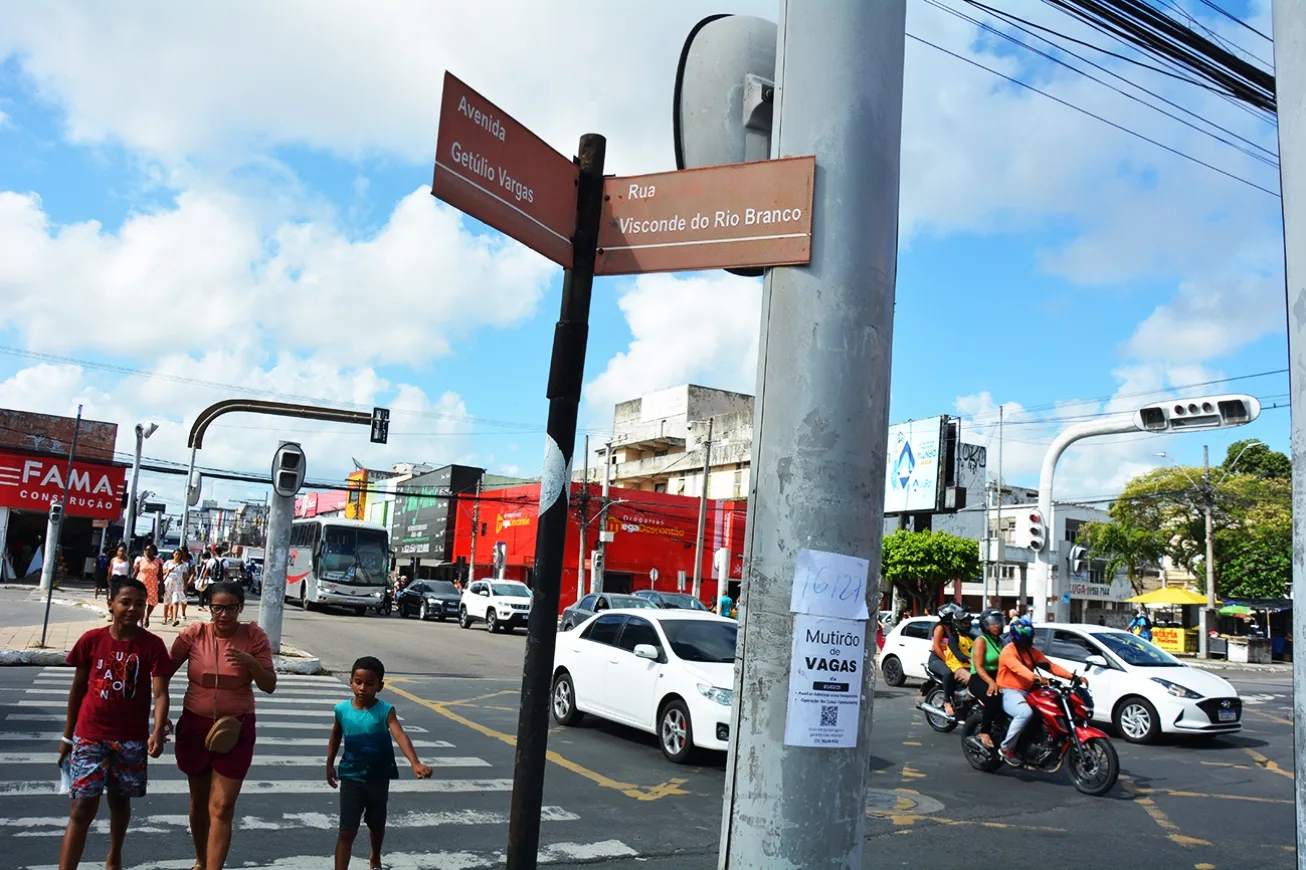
[168,580,276,869]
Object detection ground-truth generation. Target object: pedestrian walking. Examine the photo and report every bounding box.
[196,549,223,612]
[57,576,171,870]
[133,544,164,629]
[169,581,276,870]
[327,656,433,870]
[162,549,189,626]
[107,544,131,622]
[92,547,111,602]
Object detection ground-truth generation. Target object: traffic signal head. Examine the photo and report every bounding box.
[1026,511,1046,552]
[187,471,202,507]
[271,442,307,498]
[1134,394,1260,433]
[1070,545,1088,574]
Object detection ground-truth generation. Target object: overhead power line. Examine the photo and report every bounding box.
[905,32,1280,196]
[1194,0,1272,43]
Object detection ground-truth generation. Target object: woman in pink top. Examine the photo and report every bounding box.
[169,581,276,870]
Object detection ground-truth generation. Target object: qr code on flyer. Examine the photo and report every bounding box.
[819,705,838,727]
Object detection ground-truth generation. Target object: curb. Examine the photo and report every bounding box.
[9,594,326,675]
[1188,660,1289,674]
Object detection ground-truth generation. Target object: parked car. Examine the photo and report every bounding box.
[551,609,737,763]
[633,590,711,612]
[1033,623,1242,743]
[560,593,656,631]
[877,616,937,687]
[398,579,462,621]
[459,579,532,632]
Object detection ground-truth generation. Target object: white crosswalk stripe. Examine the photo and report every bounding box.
[1,668,637,866]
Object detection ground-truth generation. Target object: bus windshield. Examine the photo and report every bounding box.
[321,526,389,586]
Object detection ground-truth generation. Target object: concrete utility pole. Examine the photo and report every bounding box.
[257,442,306,655]
[594,434,614,594]
[124,422,157,552]
[39,406,83,645]
[692,418,713,601]
[718,3,906,868]
[578,435,588,601]
[1200,445,1216,658]
[469,476,482,583]
[1270,2,1306,853]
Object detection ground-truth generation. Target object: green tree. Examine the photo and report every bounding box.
[1223,439,1290,480]
[1076,518,1166,595]
[881,529,980,615]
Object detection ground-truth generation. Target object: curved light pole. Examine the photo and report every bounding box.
[125,421,158,550]
[1033,395,1260,624]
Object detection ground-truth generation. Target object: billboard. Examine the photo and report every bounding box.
[391,465,482,561]
[884,416,947,515]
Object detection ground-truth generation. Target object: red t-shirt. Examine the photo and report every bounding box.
[66,626,170,741]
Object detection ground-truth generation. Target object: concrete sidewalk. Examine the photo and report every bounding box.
[0,587,324,673]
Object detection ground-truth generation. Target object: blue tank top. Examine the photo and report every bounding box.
[334,698,398,782]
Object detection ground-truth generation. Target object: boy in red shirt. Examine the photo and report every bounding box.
[57,576,172,870]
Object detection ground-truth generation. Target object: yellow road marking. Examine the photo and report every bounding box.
[866,809,1065,833]
[1195,863,1216,869]
[1122,778,1211,847]
[902,741,921,746]
[1243,708,1294,727]
[1243,748,1295,781]
[1135,787,1291,805]
[900,764,926,780]
[385,684,690,802]
[1199,761,1250,770]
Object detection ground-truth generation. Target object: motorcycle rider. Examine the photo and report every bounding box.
[968,608,1006,748]
[996,618,1084,765]
[928,603,972,717]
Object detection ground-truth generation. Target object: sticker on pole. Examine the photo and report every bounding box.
[784,614,865,748]
[789,547,870,621]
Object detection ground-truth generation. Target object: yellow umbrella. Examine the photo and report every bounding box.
[1123,587,1209,606]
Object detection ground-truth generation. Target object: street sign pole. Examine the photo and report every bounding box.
[718,2,906,868]
[505,133,606,870]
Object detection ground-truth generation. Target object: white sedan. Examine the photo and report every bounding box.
[551,609,737,763]
[1035,623,1242,743]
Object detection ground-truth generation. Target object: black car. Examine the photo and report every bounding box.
[398,580,462,621]
[633,590,711,612]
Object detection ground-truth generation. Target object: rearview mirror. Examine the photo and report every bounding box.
[1084,654,1109,669]
[633,644,660,661]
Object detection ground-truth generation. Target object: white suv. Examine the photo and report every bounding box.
[459,579,533,633]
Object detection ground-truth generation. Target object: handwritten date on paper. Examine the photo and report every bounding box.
[789,548,871,621]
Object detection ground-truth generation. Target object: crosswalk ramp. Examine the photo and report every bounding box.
[0,667,639,868]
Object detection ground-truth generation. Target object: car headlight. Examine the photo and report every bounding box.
[697,683,734,706]
[1151,677,1202,699]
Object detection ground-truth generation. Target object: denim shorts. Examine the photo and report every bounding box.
[69,737,148,799]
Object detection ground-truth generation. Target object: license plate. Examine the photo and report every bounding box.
[1218,709,1237,722]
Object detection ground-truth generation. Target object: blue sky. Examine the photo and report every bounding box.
[0,0,1287,512]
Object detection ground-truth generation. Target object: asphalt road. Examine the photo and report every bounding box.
[0,584,101,630]
[4,599,1298,868]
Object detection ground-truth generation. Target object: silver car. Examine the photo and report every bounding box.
[560,593,656,631]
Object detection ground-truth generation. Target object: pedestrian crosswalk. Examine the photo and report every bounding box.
[0,666,639,868]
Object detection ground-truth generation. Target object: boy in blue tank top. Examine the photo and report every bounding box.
[327,656,433,870]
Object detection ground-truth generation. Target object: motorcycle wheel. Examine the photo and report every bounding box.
[923,686,958,733]
[1067,737,1119,796]
[960,713,1002,772]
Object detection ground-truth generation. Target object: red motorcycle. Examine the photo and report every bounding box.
[961,668,1119,796]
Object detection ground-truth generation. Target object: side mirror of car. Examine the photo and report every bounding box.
[633,644,660,661]
[479,589,489,596]
[1084,654,1109,669]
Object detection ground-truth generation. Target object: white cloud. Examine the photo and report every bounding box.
[584,272,762,414]
[0,187,555,363]
[1125,276,1284,362]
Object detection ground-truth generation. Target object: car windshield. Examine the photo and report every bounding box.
[493,583,531,597]
[609,595,655,609]
[1096,631,1183,667]
[321,527,389,586]
[427,581,458,595]
[660,619,738,663]
[657,593,709,611]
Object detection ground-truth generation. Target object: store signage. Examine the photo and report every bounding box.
[595,156,814,275]
[431,72,580,268]
[0,451,126,519]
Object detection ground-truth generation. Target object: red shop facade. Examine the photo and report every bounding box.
[0,447,129,582]
[450,483,746,614]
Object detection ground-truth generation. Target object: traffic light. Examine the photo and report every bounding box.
[271,442,307,498]
[1133,394,1260,433]
[1024,510,1046,552]
[187,471,202,507]
[1070,545,1088,575]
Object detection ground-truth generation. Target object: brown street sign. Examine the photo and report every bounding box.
[431,72,579,268]
[595,156,814,276]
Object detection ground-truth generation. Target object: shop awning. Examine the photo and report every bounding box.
[1124,587,1209,606]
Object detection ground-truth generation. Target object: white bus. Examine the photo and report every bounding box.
[286,518,390,615]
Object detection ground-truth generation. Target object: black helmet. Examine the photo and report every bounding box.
[937,602,967,626]
[979,608,1005,632]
